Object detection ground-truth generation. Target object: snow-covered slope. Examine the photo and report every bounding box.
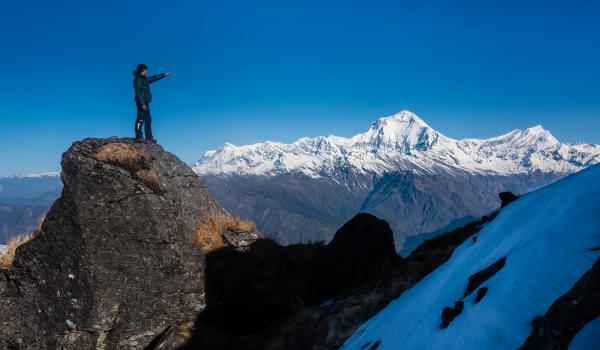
[341,164,600,350]
[0,245,5,254]
[194,111,600,177]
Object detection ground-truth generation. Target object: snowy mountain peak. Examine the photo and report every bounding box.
[522,125,559,144]
[378,110,429,127]
[194,111,600,177]
[354,110,442,152]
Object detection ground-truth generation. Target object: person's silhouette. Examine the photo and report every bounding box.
[132,64,172,143]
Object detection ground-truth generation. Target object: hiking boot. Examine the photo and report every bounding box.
[146,137,158,144]
[135,137,145,143]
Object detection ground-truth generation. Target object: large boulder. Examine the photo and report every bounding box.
[183,212,399,349]
[0,138,225,349]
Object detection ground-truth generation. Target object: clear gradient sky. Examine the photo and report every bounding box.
[0,0,599,176]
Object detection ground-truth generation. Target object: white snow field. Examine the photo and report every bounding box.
[341,164,600,350]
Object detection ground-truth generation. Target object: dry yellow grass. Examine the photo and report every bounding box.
[195,215,256,252]
[134,169,162,193]
[0,214,44,269]
[94,143,162,193]
[32,214,45,236]
[176,322,195,341]
[0,233,34,269]
[94,142,152,173]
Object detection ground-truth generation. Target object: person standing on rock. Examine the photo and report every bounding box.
[133,64,172,143]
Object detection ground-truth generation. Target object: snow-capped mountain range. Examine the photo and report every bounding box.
[0,172,60,179]
[194,110,600,177]
[194,110,600,248]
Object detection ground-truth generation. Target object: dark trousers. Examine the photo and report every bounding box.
[135,102,153,139]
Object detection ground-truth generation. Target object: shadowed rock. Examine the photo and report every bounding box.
[475,287,488,303]
[440,301,464,329]
[464,257,506,298]
[519,257,600,350]
[0,137,225,349]
[180,213,399,350]
[499,191,519,207]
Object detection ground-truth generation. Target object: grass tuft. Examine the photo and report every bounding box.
[195,215,256,252]
[94,142,152,173]
[134,169,162,193]
[0,215,44,269]
[95,142,162,193]
[0,233,35,269]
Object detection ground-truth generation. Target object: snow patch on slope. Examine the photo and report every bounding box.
[341,164,600,350]
[194,111,600,177]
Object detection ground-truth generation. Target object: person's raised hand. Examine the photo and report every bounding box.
[164,72,172,77]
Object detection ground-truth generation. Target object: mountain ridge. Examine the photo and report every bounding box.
[194,111,599,247]
[194,110,600,178]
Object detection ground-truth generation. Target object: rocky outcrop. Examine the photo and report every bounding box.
[243,212,499,350]
[463,257,506,297]
[181,213,399,350]
[499,191,519,207]
[0,138,225,349]
[519,257,600,350]
[440,301,464,329]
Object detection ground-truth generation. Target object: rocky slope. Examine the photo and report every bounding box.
[341,164,600,350]
[249,209,499,350]
[0,138,225,349]
[182,213,398,349]
[195,111,600,248]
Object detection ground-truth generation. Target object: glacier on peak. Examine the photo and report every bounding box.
[194,110,600,177]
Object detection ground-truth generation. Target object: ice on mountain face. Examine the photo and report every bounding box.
[0,245,5,254]
[193,111,600,178]
[341,165,600,350]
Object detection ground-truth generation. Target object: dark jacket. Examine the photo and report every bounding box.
[133,71,167,105]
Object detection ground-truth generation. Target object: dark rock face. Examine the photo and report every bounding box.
[181,213,398,350]
[437,255,505,330]
[499,191,519,207]
[475,287,488,303]
[244,213,498,350]
[0,138,225,349]
[440,301,464,329]
[464,257,506,297]
[519,257,600,350]
[221,228,260,250]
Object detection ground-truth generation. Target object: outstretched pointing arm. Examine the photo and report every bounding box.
[148,72,172,83]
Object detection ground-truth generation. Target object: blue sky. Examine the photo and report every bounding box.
[0,0,599,176]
